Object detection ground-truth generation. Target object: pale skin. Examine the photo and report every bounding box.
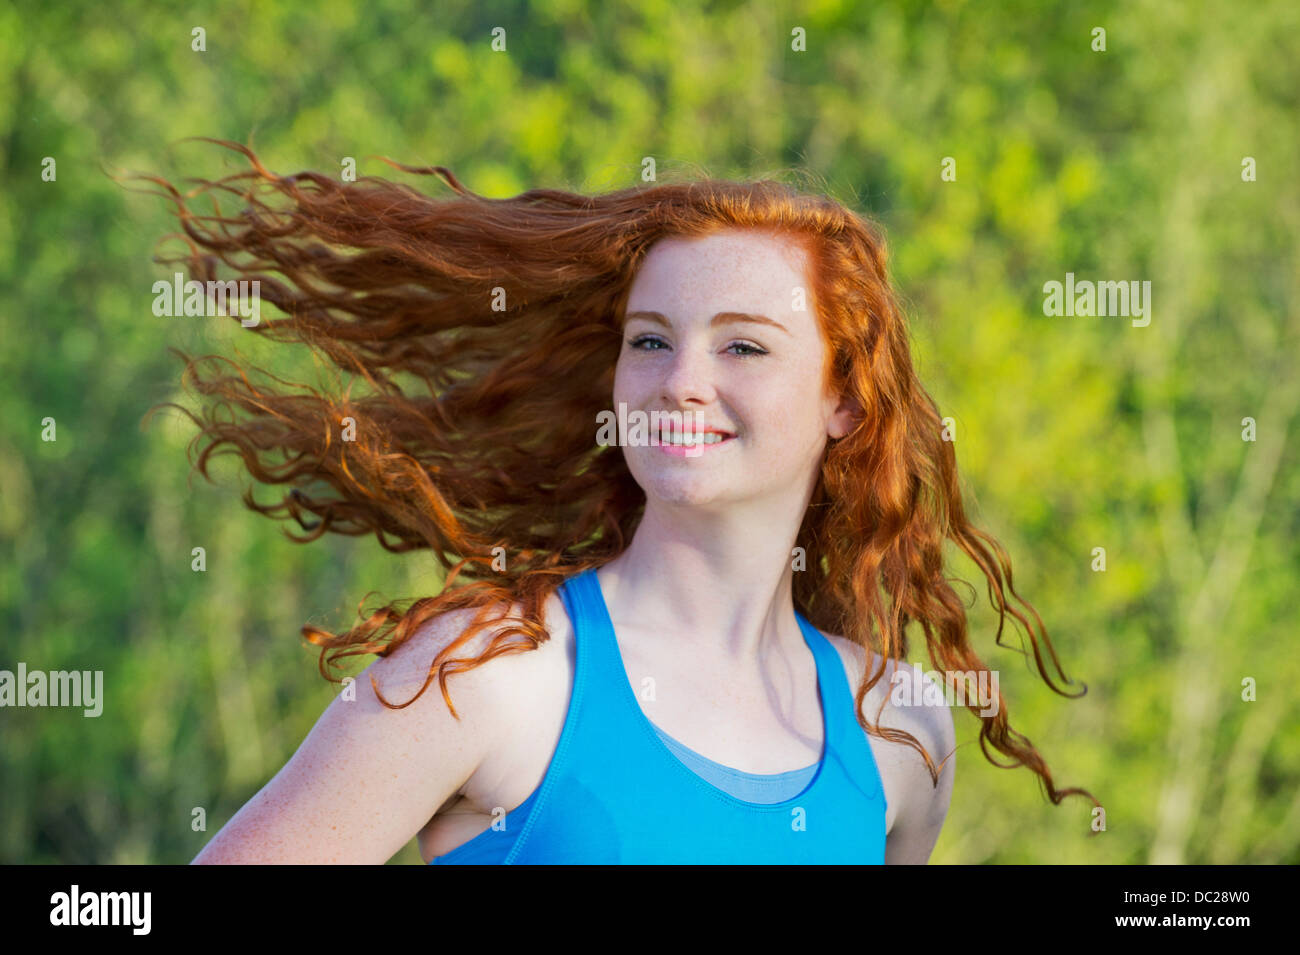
[191,228,956,865]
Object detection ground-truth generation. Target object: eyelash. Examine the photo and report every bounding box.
[626,335,769,358]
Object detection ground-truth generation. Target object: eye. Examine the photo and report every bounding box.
[727,340,768,358]
[627,334,667,351]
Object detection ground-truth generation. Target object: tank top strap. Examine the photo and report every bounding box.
[557,567,624,697]
[791,609,877,785]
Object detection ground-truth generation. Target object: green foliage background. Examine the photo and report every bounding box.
[2,0,1297,864]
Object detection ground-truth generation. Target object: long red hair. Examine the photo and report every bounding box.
[135,138,1096,809]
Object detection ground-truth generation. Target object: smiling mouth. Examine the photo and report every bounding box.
[656,424,735,442]
[652,427,737,451]
[658,433,731,446]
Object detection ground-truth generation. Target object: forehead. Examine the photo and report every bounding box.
[626,230,811,311]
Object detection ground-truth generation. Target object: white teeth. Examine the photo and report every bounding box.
[660,431,729,445]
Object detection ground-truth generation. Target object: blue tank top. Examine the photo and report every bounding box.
[429,567,887,864]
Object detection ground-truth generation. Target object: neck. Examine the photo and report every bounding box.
[596,494,811,663]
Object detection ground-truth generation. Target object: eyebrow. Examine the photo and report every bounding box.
[623,310,792,335]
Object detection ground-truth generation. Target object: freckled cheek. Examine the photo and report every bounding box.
[751,402,829,460]
[610,364,641,404]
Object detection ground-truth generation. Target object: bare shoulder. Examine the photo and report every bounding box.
[190,591,566,864]
[386,588,575,801]
[372,600,545,701]
[372,593,569,749]
[820,635,955,760]
[820,632,957,863]
[409,588,576,861]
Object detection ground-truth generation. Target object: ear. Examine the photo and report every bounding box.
[827,391,862,440]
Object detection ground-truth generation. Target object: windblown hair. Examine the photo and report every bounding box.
[136,138,1096,809]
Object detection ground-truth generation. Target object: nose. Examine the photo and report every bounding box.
[658,342,718,407]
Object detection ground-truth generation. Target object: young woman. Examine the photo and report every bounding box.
[142,141,1096,864]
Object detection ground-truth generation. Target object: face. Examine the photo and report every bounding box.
[613,229,858,511]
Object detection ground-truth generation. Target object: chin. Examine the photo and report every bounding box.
[636,473,737,509]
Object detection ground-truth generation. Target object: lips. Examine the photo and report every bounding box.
[651,425,737,456]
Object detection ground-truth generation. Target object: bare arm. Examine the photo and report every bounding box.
[191,609,504,864]
[829,638,957,865]
[882,663,957,865]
